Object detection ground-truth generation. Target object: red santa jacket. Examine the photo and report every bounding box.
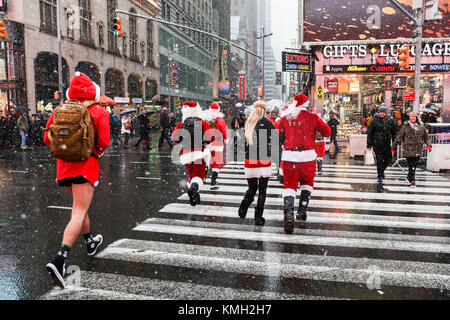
[172,118,213,165]
[278,109,330,163]
[208,117,229,152]
[44,102,110,186]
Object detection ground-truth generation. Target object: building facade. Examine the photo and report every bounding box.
[158,0,215,110]
[0,0,160,114]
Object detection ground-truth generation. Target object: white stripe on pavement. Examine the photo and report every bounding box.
[178,193,450,215]
[158,203,450,231]
[97,239,450,290]
[216,179,353,190]
[136,177,161,180]
[383,186,450,194]
[133,219,450,254]
[47,206,72,210]
[201,185,450,203]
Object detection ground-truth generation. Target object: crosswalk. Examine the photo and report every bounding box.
[41,162,450,300]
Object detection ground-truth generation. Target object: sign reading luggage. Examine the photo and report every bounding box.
[282,52,312,72]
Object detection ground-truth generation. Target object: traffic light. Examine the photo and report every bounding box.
[398,46,410,70]
[113,17,122,37]
[0,20,7,40]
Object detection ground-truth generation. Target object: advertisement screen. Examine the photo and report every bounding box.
[304,0,450,42]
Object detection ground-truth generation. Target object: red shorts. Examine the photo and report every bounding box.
[315,141,325,158]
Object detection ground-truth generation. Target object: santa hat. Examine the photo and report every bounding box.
[66,72,100,102]
[203,103,224,122]
[181,101,203,122]
[281,93,310,120]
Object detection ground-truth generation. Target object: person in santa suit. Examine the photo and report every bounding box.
[171,101,213,206]
[278,93,331,234]
[276,105,289,184]
[44,72,110,289]
[312,111,327,175]
[203,103,229,186]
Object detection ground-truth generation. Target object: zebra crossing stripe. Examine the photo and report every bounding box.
[158,203,450,231]
[216,179,354,190]
[178,193,450,215]
[383,186,450,194]
[201,185,450,203]
[97,238,450,290]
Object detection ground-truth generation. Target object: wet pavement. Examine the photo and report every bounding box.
[1,136,449,300]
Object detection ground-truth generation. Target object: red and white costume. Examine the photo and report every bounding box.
[171,101,213,188]
[203,103,229,173]
[313,112,326,160]
[278,94,331,197]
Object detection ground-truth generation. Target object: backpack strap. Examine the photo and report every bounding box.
[81,100,97,108]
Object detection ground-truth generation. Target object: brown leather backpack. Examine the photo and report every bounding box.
[46,100,96,162]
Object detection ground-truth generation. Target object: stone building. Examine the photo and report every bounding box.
[0,0,160,114]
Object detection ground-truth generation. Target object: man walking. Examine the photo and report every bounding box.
[327,113,340,153]
[17,113,29,150]
[158,107,174,150]
[367,105,396,183]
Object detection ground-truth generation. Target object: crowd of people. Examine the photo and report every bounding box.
[0,112,48,150]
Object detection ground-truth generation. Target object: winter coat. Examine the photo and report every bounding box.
[278,109,331,163]
[138,116,150,135]
[160,112,170,129]
[327,118,339,138]
[367,115,396,149]
[44,102,110,186]
[121,116,131,134]
[392,121,431,158]
[245,117,276,168]
[17,116,29,131]
[207,117,229,153]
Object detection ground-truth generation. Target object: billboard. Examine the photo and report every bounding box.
[304,0,450,42]
[282,51,312,72]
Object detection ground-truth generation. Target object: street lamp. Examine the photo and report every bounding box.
[167,41,195,112]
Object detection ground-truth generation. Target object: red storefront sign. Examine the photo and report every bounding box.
[403,91,416,100]
[239,74,246,101]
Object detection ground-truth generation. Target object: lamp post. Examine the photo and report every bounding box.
[167,41,195,113]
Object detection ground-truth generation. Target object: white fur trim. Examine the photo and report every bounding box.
[224,139,230,144]
[282,150,317,163]
[203,109,224,122]
[94,83,101,102]
[279,167,283,176]
[182,104,203,122]
[244,166,272,179]
[212,168,220,173]
[283,188,297,198]
[66,88,70,100]
[281,101,310,120]
[187,176,204,189]
[300,185,314,193]
[209,145,224,152]
[179,151,206,165]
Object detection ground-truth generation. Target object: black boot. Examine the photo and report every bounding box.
[187,182,201,206]
[296,190,311,221]
[211,171,218,186]
[283,196,295,234]
[317,159,323,175]
[254,207,265,226]
[238,194,254,219]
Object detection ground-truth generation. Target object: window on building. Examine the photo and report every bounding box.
[80,0,93,42]
[40,0,57,34]
[128,74,143,98]
[130,8,138,60]
[107,0,118,53]
[161,1,166,18]
[147,21,154,65]
[98,24,105,49]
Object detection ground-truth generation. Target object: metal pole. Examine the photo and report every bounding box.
[261,26,265,99]
[57,0,63,102]
[413,1,424,113]
[168,61,172,112]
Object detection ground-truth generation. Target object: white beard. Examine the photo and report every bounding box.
[281,101,310,120]
[202,109,224,122]
[182,105,203,122]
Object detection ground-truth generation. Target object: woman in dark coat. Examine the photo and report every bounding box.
[392,112,432,187]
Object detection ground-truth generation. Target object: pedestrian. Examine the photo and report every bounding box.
[367,105,397,183]
[44,72,110,289]
[109,112,120,149]
[169,112,177,134]
[238,101,275,226]
[7,114,18,148]
[394,117,403,137]
[158,107,174,150]
[17,113,29,150]
[0,115,7,149]
[134,114,151,150]
[121,113,131,149]
[313,112,326,175]
[327,113,340,153]
[171,101,213,206]
[391,112,432,187]
[278,93,331,234]
[203,103,229,186]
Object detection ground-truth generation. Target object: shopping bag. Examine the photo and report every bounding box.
[365,149,375,166]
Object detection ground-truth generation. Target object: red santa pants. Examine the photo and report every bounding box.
[210,150,224,172]
[315,141,326,159]
[185,161,206,188]
[282,160,316,197]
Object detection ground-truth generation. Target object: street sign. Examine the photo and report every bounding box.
[276,72,282,85]
[316,85,324,101]
[395,76,408,88]
[403,91,416,100]
[282,51,312,73]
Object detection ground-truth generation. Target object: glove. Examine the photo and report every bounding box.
[427,146,432,153]
[391,148,395,154]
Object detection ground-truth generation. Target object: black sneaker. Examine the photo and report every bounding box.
[46,255,66,289]
[87,234,103,256]
[188,183,201,206]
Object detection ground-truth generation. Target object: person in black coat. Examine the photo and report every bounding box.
[367,106,397,183]
[134,114,151,150]
[327,113,340,152]
[158,108,174,150]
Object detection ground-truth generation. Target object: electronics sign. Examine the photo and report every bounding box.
[282,52,312,73]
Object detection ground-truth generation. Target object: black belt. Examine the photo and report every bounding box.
[91,154,99,160]
[286,147,312,151]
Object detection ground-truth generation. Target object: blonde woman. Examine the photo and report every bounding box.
[239,101,276,226]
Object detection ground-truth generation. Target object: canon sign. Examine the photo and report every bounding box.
[323,43,450,59]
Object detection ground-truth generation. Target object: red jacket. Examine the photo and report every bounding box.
[267,117,279,130]
[278,109,330,163]
[44,102,110,186]
[209,117,229,152]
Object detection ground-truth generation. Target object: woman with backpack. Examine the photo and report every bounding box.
[238,101,276,226]
[44,72,110,289]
